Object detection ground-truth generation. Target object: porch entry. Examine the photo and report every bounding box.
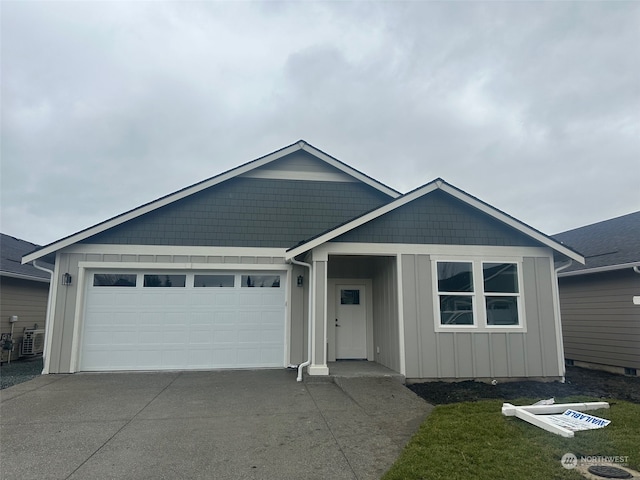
[335,284,367,359]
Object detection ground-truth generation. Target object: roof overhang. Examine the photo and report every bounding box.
[23,140,400,265]
[558,261,640,278]
[0,271,50,283]
[286,178,586,264]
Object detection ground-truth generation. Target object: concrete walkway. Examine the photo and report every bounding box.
[0,369,432,480]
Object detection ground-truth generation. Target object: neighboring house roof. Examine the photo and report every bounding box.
[553,211,640,276]
[1,234,53,282]
[286,178,585,264]
[23,140,400,264]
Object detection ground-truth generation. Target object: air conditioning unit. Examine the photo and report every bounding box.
[21,329,45,356]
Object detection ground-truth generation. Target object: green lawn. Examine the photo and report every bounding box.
[383,397,640,480]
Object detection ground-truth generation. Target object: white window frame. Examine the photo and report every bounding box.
[434,260,478,329]
[433,256,526,333]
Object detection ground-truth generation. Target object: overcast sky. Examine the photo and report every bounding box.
[2,1,639,247]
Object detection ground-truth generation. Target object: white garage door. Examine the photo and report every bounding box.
[80,271,286,371]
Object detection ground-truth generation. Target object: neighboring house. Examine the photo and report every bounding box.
[22,141,584,381]
[554,212,640,376]
[1,234,52,362]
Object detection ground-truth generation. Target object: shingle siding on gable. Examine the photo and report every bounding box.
[81,178,391,248]
[332,190,539,247]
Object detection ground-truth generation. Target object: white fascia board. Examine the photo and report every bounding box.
[300,143,401,199]
[558,261,640,277]
[313,242,552,258]
[78,261,291,271]
[22,144,303,265]
[0,271,51,283]
[61,243,288,258]
[437,183,585,265]
[285,183,439,259]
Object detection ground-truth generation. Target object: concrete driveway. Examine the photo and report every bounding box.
[0,369,432,480]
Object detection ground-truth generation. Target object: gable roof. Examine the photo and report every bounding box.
[553,211,640,276]
[23,140,400,264]
[1,234,53,282]
[285,178,585,264]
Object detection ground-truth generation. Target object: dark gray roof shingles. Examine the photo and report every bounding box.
[1,234,53,281]
[553,211,640,273]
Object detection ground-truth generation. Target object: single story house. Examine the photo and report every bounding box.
[23,141,584,381]
[1,234,52,362]
[554,211,640,376]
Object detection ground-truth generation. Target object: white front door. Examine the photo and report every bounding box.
[335,284,367,359]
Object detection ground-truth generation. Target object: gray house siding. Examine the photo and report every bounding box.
[560,269,640,371]
[46,250,299,374]
[371,257,400,372]
[332,190,539,247]
[401,253,561,379]
[82,178,391,248]
[0,277,49,362]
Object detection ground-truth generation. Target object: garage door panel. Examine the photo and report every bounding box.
[261,347,284,364]
[81,271,286,371]
[191,291,238,306]
[212,347,237,366]
[88,291,140,307]
[188,329,213,344]
[215,329,238,344]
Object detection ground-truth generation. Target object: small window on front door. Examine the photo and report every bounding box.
[341,289,360,305]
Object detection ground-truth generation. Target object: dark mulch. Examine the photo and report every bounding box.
[0,356,44,390]
[408,366,640,405]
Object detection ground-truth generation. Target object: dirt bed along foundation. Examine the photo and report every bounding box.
[408,367,640,405]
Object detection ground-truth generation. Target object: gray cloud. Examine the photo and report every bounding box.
[2,1,638,245]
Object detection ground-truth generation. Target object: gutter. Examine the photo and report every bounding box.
[289,257,313,382]
[31,260,55,374]
[0,271,51,283]
[553,259,572,382]
[559,261,640,278]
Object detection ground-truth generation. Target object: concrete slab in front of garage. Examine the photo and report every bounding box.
[0,368,432,480]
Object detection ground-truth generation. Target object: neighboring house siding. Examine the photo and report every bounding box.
[81,178,391,248]
[0,277,49,362]
[332,190,539,247]
[401,253,561,379]
[47,250,302,374]
[560,269,640,370]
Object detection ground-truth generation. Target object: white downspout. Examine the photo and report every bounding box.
[553,259,572,382]
[290,257,313,382]
[633,266,640,275]
[32,260,54,374]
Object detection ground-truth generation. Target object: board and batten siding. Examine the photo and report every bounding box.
[372,257,400,372]
[560,268,640,370]
[401,254,561,379]
[46,249,300,374]
[0,277,49,362]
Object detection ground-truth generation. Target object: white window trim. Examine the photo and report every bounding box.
[433,256,526,333]
[433,260,478,330]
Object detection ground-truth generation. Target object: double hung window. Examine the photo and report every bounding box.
[435,259,522,329]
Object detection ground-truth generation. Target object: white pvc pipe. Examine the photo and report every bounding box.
[289,257,313,382]
[32,260,54,374]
